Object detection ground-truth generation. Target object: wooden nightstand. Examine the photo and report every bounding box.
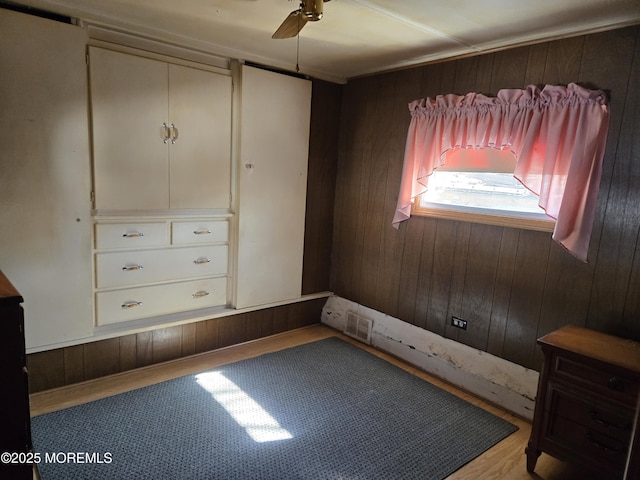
[526,326,640,478]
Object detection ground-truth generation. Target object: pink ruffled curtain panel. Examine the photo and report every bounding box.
[393,83,610,262]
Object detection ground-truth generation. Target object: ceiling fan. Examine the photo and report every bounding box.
[272,0,331,39]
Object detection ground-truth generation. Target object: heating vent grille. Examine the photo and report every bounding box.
[344,311,372,345]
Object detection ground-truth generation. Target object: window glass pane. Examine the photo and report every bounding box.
[414,148,554,231]
[420,171,545,214]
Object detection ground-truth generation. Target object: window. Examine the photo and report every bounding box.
[413,147,554,232]
[393,83,610,261]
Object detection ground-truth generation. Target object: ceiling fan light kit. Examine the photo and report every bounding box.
[272,0,330,39]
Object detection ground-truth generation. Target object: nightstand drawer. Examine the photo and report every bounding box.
[95,222,168,250]
[548,386,634,443]
[553,355,639,406]
[95,277,227,325]
[546,413,628,473]
[95,245,228,288]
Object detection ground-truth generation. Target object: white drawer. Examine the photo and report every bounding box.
[95,222,168,250]
[172,220,229,245]
[95,277,227,325]
[95,245,228,288]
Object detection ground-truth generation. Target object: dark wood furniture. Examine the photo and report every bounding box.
[526,326,640,478]
[0,271,32,479]
[625,400,640,479]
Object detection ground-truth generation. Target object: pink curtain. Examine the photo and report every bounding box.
[392,83,610,262]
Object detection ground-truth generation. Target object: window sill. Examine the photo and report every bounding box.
[412,203,555,232]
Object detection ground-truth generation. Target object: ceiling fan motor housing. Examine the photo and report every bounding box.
[302,0,323,21]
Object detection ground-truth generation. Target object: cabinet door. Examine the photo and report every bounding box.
[90,47,170,210]
[235,66,311,308]
[0,9,93,349]
[168,65,232,209]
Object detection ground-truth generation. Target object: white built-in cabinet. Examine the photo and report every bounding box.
[1,6,313,345]
[88,46,234,326]
[89,46,232,212]
[235,65,311,308]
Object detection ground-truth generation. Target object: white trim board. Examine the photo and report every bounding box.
[321,295,538,421]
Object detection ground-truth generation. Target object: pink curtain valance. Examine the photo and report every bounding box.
[392,83,610,262]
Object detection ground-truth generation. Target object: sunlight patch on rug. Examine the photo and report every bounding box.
[196,371,293,443]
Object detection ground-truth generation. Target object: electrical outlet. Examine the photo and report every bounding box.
[451,316,467,330]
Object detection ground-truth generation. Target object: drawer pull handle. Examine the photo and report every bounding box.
[123,232,144,238]
[122,264,143,271]
[586,430,625,453]
[192,290,210,298]
[121,301,143,309]
[608,377,626,392]
[193,257,211,265]
[193,229,212,235]
[590,409,630,430]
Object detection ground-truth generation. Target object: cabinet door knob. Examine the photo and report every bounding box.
[192,290,210,298]
[170,123,179,144]
[162,123,170,144]
[193,229,211,235]
[193,257,211,265]
[608,377,626,392]
[122,232,144,238]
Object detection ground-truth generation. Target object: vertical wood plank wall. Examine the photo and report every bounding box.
[27,299,326,393]
[26,79,341,393]
[332,26,640,372]
[303,80,342,295]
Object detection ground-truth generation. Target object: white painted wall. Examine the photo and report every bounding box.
[321,295,539,420]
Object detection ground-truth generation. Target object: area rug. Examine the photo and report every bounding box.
[31,337,517,479]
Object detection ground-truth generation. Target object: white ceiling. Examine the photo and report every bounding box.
[12,0,640,83]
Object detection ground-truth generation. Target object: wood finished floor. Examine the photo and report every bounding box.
[30,324,593,479]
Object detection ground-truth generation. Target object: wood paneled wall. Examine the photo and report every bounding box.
[332,26,640,371]
[27,79,341,393]
[27,298,327,393]
[303,79,342,294]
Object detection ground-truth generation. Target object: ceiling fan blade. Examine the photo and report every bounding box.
[272,10,308,39]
